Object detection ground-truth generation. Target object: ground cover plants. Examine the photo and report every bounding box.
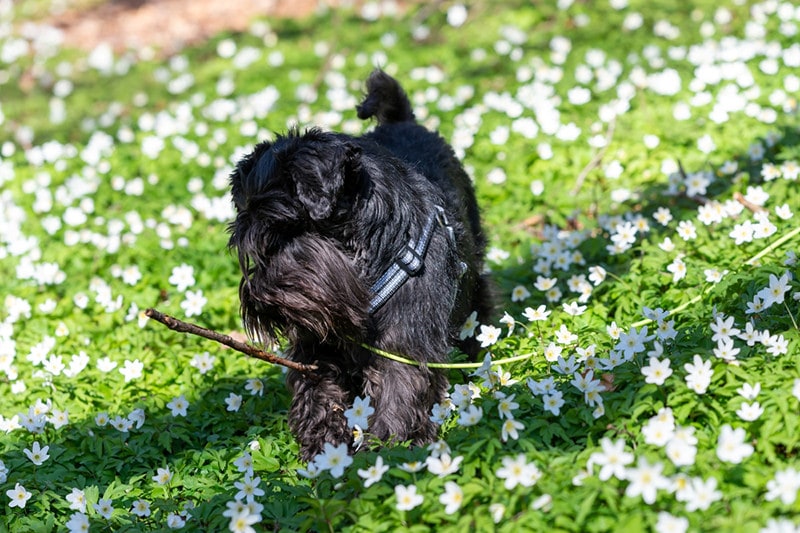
[1,0,799,531]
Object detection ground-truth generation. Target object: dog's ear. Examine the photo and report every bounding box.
[230,140,274,211]
[291,139,362,221]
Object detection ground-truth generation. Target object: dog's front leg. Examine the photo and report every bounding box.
[362,358,447,447]
[286,364,352,462]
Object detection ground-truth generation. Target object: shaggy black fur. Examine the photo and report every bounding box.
[228,69,491,460]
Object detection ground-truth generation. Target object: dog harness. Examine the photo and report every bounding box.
[368,205,460,314]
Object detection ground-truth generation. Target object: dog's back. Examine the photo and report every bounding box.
[357,70,486,270]
[356,70,491,355]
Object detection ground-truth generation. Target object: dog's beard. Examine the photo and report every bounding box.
[237,234,370,345]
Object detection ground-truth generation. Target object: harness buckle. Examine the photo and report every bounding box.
[396,243,424,275]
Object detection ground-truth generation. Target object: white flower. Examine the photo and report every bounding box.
[697,134,716,154]
[710,315,740,343]
[438,481,464,515]
[543,342,563,362]
[683,477,722,512]
[623,458,670,504]
[775,204,793,220]
[542,391,565,416]
[587,438,633,481]
[166,395,189,417]
[426,453,463,477]
[95,412,109,426]
[66,488,87,512]
[730,221,755,245]
[736,382,761,400]
[225,393,243,412]
[7,483,32,509]
[523,305,551,322]
[430,402,452,424]
[676,221,697,241]
[759,272,791,308]
[228,507,261,533]
[658,237,676,252]
[119,359,144,382]
[181,290,207,317]
[344,396,374,429]
[761,331,789,356]
[457,405,483,427]
[459,311,479,339]
[166,512,186,529]
[153,466,173,485]
[131,499,151,517]
[736,401,764,422]
[704,268,725,283]
[738,322,763,346]
[760,518,800,533]
[716,424,754,464]
[357,456,389,488]
[245,379,263,396]
[93,498,114,520]
[655,512,688,533]
[496,393,518,420]
[765,467,800,505]
[476,324,502,347]
[511,285,531,302]
[234,475,265,503]
[296,461,321,479]
[97,356,118,373]
[234,452,254,476]
[713,338,740,361]
[665,437,697,467]
[501,418,524,442]
[553,355,578,375]
[641,356,672,385]
[24,441,50,466]
[110,416,132,432]
[562,301,587,316]
[642,416,675,447]
[749,286,773,312]
[495,454,542,490]
[395,484,424,511]
[398,461,426,473]
[446,4,468,27]
[667,257,687,282]
[169,264,195,292]
[588,266,607,285]
[65,512,90,533]
[190,352,216,374]
[314,443,352,478]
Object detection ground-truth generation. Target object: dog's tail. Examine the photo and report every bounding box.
[356,69,416,124]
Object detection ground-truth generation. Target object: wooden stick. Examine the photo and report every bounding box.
[733,191,767,214]
[144,308,319,378]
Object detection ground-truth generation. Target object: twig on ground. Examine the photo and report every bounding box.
[733,191,768,213]
[571,117,616,196]
[144,308,319,378]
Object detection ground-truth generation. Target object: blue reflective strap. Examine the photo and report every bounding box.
[368,208,439,314]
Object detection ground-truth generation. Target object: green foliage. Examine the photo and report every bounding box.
[1,0,800,532]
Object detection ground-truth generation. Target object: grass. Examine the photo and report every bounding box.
[1,0,800,531]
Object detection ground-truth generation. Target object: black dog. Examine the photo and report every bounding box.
[228,70,491,460]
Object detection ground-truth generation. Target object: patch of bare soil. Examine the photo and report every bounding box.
[47,0,360,55]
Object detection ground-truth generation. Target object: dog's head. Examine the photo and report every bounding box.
[228,128,370,345]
